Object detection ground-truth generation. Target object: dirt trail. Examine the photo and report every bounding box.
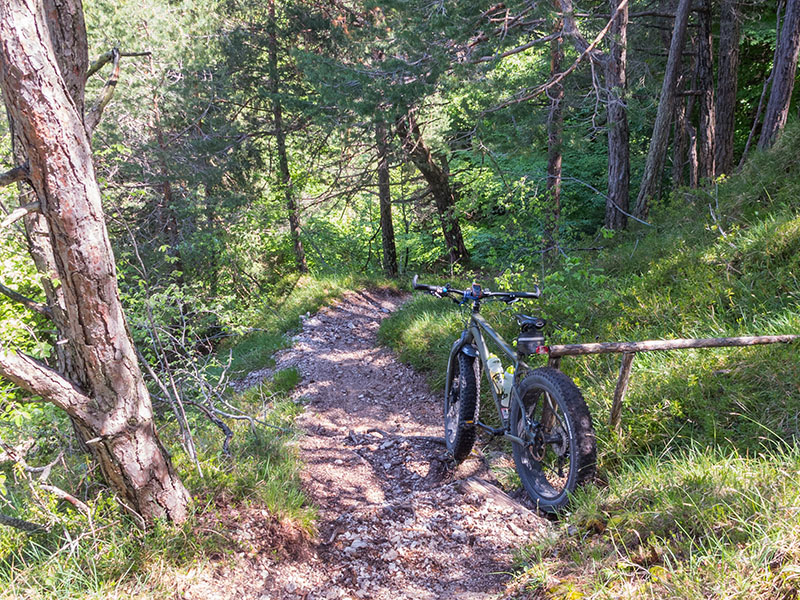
[183,289,549,600]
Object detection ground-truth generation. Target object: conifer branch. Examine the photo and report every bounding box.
[1,201,40,231]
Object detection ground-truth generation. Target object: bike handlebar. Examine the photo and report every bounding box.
[412,274,541,303]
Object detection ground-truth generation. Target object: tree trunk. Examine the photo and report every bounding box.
[758,0,800,150]
[671,73,690,189]
[715,0,741,175]
[546,2,564,240]
[396,112,469,267]
[375,120,398,278]
[696,0,716,182]
[604,0,630,230]
[0,0,189,525]
[268,0,307,273]
[634,0,692,218]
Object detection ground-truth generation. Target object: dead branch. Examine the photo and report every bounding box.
[0,281,51,318]
[0,512,48,533]
[549,334,800,357]
[472,32,561,63]
[40,484,91,516]
[0,163,29,187]
[86,49,151,80]
[185,400,233,456]
[489,0,630,112]
[86,48,120,133]
[1,201,40,231]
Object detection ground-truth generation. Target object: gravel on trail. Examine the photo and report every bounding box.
[181,288,550,600]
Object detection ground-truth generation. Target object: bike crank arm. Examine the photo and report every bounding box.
[475,421,506,436]
[475,421,528,447]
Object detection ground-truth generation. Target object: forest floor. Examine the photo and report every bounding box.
[178,288,550,600]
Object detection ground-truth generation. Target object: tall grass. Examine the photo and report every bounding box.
[0,273,395,599]
[380,124,800,598]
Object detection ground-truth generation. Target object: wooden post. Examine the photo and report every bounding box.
[548,356,562,370]
[609,353,635,432]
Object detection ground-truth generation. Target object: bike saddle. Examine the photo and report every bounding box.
[515,314,545,330]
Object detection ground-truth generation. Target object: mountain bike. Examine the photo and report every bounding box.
[412,275,596,513]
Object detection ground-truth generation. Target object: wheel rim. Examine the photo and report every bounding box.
[515,388,574,501]
[445,378,461,446]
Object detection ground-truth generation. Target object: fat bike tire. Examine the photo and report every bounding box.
[444,352,480,462]
[510,367,596,513]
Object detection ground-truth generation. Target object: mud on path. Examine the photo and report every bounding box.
[183,289,549,600]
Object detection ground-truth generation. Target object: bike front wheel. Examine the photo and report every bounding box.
[444,352,480,462]
[510,367,596,513]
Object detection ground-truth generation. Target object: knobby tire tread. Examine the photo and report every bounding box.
[511,367,596,513]
[448,352,480,462]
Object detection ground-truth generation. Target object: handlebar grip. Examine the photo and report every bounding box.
[517,286,542,299]
[412,274,437,292]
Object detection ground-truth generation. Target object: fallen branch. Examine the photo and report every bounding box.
[40,484,91,516]
[185,400,234,456]
[0,512,48,534]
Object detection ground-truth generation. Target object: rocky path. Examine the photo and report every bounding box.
[183,289,548,600]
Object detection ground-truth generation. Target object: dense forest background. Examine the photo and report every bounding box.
[1,0,800,597]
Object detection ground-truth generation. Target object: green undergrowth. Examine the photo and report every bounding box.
[0,365,309,600]
[224,273,397,376]
[379,125,800,598]
[0,273,392,599]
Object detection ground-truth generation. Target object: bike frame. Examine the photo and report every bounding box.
[445,308,533,446]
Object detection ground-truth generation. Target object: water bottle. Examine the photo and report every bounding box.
[501,366,514,419]
[486,354,503,389]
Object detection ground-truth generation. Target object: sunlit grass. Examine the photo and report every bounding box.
[379,127,800,599]
[0,273,400,599]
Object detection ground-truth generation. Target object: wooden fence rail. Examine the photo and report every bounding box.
[545,334,800,431]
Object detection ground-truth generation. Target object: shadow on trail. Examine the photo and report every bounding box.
[277,289,543,600]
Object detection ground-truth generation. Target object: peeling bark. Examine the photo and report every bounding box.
[0,0,189,524]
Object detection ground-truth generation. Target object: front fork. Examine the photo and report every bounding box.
[444,329,478,410]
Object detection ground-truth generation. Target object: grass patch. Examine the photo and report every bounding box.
[225,273,398,376]
[0,272,397,599]
[515,446,800,599]
[380,125,800,598]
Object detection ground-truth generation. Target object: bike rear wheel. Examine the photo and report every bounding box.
[444,352,480,462]
[510,367,596,513]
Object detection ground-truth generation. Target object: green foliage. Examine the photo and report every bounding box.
[380,122,800,599]
[0,272,394,597]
